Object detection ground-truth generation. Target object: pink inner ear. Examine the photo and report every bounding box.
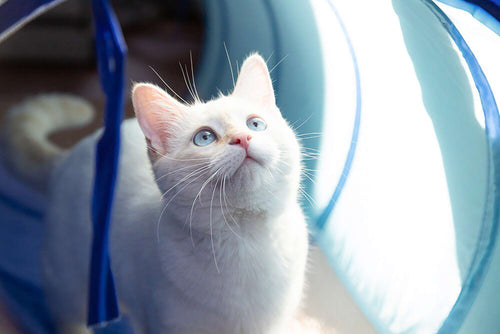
[132,83,186,154]
[233,54,275,107]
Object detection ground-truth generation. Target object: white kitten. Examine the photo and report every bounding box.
[8,54,309,333]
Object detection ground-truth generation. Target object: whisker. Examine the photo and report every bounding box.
[266,189,280,201]
[223,42,235,88]
[299,150,321,157]
[265,51,274,64]
[156,170,209,242]
[299,187,317,207]
[160,165,211,200]
[155,161,208,182]
[265,166,276,182]
[262,180,280,200]
[189,168,222,246]
[269,54,288,74]
[296,132,324,137]
[270,163,286,176]
[290,114,313,132]
[297,135,323,140]
[185,63,200,103]
[301,172,317,185]
[218,180,231,236]
[179,61,197,102]
[210,172,221,273]
[220,175,241,238]
[189,51,201,102]
[301,155,320,160]
[302,156,320,161]
[218,179,230,233]
[148,66,189,105]
[301,147,321,153]
[222,175,240,228]
[148,146,210,162]
[161,156,211,162]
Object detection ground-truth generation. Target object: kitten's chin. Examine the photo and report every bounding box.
[228,152,262,178]
[227,167,290,211]
[236,156,261,172]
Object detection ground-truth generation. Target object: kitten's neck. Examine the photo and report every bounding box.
[160,195,292,237]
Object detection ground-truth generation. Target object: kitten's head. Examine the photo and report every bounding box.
[132,54,301,220]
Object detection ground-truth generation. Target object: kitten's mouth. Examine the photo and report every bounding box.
[244,152,264,166]
[234,154,261,174]
[244,155,258,164]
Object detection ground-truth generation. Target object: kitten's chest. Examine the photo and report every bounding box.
[161,216,308,326]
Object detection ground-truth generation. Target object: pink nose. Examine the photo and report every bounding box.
[230,133,252,150]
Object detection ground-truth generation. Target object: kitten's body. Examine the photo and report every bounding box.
[43,120,307,334]
[5,54,309,333]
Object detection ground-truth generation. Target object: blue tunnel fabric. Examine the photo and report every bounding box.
[0,191,43,220]
[437,0,500,33]
[313,0,500,333]
[0,2,68,333]
[422,2,500,333]
[0,0,65,42]
[461,0,500,19]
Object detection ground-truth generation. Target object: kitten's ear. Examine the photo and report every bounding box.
[132,83,186,154]
[233,53,275,108]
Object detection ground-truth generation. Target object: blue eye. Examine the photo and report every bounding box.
[193,129,217,146]
[246,117,267,131]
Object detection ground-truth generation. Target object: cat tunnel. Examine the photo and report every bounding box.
[0,0,499,333]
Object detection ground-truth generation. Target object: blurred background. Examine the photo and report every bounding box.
[0,0,203,149]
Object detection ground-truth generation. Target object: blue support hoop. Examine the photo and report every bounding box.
[314,0,361,232]
[0,0,127,328]
[436,0,500,33]
[422,1,500,333]
[0,0,64,43]
[88,0,127,326]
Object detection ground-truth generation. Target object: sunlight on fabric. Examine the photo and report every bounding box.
[311,0,475,333]
[437,1,500,128]
[310,0,356,212]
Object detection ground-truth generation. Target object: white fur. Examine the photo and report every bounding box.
[40,54,309,333]
[1,94,94,189]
